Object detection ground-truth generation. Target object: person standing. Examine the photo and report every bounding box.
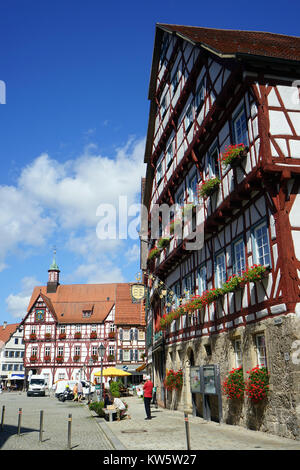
[143,375,154,420]
[77,381,83,402]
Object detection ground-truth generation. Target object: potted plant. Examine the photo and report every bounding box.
[29,332,37,340]
[30,355,38,362]
[74,332,81,339]
[242,265,269,283]
[59,332,66,340]
[147,247,160,261]
[221,143,248,168]
[44,332,51,340]
[56,355,64,363]
[108,331,115,339]
[91,354,98,362]
[245,366,270,403]
[157,237,170,250]
[44,355,51,362]
[164,369,183,391]
[73,355,80,362]
[222,367,245,400]
[90,331,97,339]
[198,177,220,199]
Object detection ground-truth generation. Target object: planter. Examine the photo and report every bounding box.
[108,332,115,339]
[221,144,248,168]
[91,355,98,362]
[90,333,97,339]
[44,356,51,362]
[147,247,160,261]
[74,333,82,339]
[44,334,52,341]
[59,333,66,340]
[198,178,220,199]
[56,356,64,363]
[73,356,80,362]
[29,334,37,341]
[157,237,170,250]
[30,356,38,362]
[107,355,115,362]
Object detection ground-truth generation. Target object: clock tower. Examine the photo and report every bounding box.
[47,249,60,293]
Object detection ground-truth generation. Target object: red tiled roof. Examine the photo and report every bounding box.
[115,283,145,326]
[0,323,19,345]
[158,24,300,62]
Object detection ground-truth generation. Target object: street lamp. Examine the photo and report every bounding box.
[88,358,93,404]
[98,343,106,402]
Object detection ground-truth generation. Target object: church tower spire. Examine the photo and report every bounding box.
[47,248,60,293]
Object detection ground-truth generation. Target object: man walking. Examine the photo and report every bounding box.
[143,375,154,420]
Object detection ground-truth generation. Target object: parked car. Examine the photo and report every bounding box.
[27,375,46,397]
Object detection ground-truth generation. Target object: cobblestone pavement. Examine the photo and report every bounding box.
[95,395,300,451]
[0,391,113,450]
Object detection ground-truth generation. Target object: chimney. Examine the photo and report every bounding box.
[3,321,7,329]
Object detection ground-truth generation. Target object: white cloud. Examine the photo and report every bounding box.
[5,276,40,320]
[0,137,146,276]
[125,243,140,263]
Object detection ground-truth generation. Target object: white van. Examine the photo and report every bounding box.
[55,379,95,399]
[27,375,46,397]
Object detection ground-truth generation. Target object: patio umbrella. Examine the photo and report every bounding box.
[94,367,131,377]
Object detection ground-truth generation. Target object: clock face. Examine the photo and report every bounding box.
[35,309,45,321]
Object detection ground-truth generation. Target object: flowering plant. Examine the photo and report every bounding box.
[56,355,64,363]
[147,247,160,261]
[30,355,38,362]
[29,332,37,340]
[157,237,170,250]
[44,355,51,362]
[107,354,115,362]
[73,355,80,362]
[90,331,97,339]
[220,144,247,167]
[245,366,270,403]
[221,275,245,294]
[59,332,66,340]
[222,367,245,400]
[242,265,268,282]
[91,354,98,362]
[198,177,220,198]
[164,369,183,391]
[169,218,182,235]
[44,333,52,340]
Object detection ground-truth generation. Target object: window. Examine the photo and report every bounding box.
[74,346,81,357]
[185,104,193,132]
[171,68,179,94]
[59,325,65,334]
[256,334,267,367]
[198,265,207,296]
[123,349,130,361]
[75,324,81,333]
[138,330,145,341]
[109,346,114,356]
[166,142,174,169]
[45,346,50,356]
[91,325,97,332]
[233,238,246,275]
[92,346,98,356]
[32,346,38,357]
[110,324,115,333]
[160,35,169,60]
[14,338,18,345]
[253,222,271,267]
[161,94,167,118]
[208,144,220,178]
[234,339,242,368]
[233,107,248,146]
[183,274,193,299]
[46,325,51,334]
[195,80,205,112]
[188,173,198,203]
[156,160,163,185]
[123,330,130,341]
[57,346,64,356]
[215,252,226,287]
[31,326,36,334]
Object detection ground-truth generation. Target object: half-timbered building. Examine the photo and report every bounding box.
[21,256,146,387]
[141,24,300,439]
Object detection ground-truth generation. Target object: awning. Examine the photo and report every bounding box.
[10,374,25,380]
[136,363,147,372]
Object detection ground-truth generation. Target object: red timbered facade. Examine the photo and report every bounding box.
[141,24,300,439]
[21,258,146,387]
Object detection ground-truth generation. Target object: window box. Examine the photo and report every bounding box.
[91,354,98,362]
[56,356,64,363]
[90,332,97,339]
[107,354,115,362]
[147,247,160,261]
[73,355,80,362]
[198,177,220,199]
[74,332,81,339]
[29,333,37,341]
[30,355,38,362]
[108,331,115,339]
[221,144,248,168]
[44,355,51,362]
[44,333,52,341]
[59,333,66,340]
[157,237,170,250]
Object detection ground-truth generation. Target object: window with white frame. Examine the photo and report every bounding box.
[74,346,81,356]
[171,68,179,94]
[46,325,51,334]
[215,251,226,287]
[161,94,167,118]
[208,144,220,178]
[31,325,36,334]
[253,221,271,267]
[233,107,248,146]
[59,325,65,334]
[110,323,115,333]
[256,334,267,367]
[123,329,130,341]
[92,346,98,356]
[234,339,242,368]
[58,373,65,380]
[156,156,163,185]
[173,281,181,307]
[91,324,97,332]
[183,274,193,299]
[31,346,38,357]
[123,349,130,361]
[198,265,206,296]
[45,346,50,356]
[57,346,64,356]
[185,103,193,132]
[188,173,198,204]
[166,142,174,169]
[109,346,114,356]
[75,324,81,333]
[195,79,205,112]
[233,238,246,275]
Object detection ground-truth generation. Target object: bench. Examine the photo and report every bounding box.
[104,408,116,422]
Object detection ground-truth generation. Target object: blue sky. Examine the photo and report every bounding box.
[0,0,298,324]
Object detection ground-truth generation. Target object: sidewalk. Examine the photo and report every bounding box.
[94,395,300,451]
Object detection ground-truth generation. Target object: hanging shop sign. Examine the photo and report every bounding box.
[130,283,146,303]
